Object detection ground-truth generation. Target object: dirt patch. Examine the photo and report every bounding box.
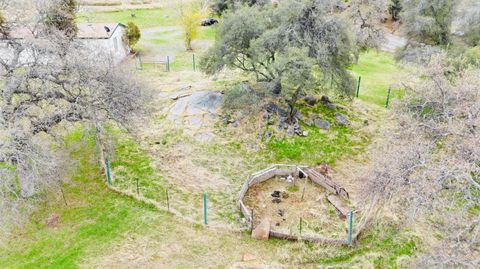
[244,176,348,238]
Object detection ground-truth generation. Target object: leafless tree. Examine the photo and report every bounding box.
[0,0,147,234]
[361,53,480,267]
[346,0,387,63]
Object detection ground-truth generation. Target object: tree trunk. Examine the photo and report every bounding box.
[287,87,302,124]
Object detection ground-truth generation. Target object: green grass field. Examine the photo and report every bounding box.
[78,8,176,28]
[266,100,371,166]
[351,50,404,106]
[0,129,169,269]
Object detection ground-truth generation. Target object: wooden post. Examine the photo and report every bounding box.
[385,87,392,108]
[166,56,170,72]
[166,189,170,211]
[301,185,306,201]
[137,54,143,70]
[251,209,254,232]
[136,178,139,195]
[203,192,208,225]
[60,186,67,206]
[356,76,361,97]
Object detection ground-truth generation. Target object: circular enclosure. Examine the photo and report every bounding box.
[238,164,362,245]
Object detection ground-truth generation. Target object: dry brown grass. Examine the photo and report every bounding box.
[244,176,353,239]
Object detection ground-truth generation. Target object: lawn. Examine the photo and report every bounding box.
[351,50,404,106]
[78,8,176,28]
[0,129,170,269]
[264,98,372,166]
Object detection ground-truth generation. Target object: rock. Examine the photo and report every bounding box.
[277,118,288,130]
[325,103,337,110]
[304,119,313,126]
[321,95,337,109]
[264,131,271,139]
[242,253,256,262]
[294,111,306,121]
[272,197,282,203]
[45,213,60,228]
[314,119,331,130]
[293,122,300,130]
[334,112,350,126]
[315,163,333,176]
[262,111,270,120]
[286,175,294,184]
[304,96,318,106]
[277,209,285,217]
[265,103,288,117]
[271,190,281,198]
[287,126,295,136]
[281,192,289,199]
[302,131,309,137]
[252,219,271,240]
[320,95,331,104]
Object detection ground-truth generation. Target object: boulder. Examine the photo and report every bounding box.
[304,96,318,106]
[287,126,295,136]
[314,119,331,130]
[334,112,350,126]
[252,219,271,240]
[303,118,313,126]
[321,96,337,109]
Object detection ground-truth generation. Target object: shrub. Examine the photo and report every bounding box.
[124,22,141,51]
[222,83,261,113]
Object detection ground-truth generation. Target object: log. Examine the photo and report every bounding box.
[327,194,350,217]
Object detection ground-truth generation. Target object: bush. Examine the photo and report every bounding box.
[464,46,480,67]
[124,22,141,51]
[222,83,261,113]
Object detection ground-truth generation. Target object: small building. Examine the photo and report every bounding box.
[77,23,129,64]
[0,22,129,65]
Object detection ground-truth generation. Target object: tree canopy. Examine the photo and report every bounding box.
[201,0,354,97]
[43,0,78,37]
[403,0,457,45]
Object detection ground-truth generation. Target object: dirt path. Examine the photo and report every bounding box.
[381,32,407,53]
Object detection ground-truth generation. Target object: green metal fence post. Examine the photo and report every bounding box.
[105,158,112,185]
[356,76,361,97]
[167,56,170,72]
[203,192,208,225]
[348,210,353,245]
[385,87,392,108]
